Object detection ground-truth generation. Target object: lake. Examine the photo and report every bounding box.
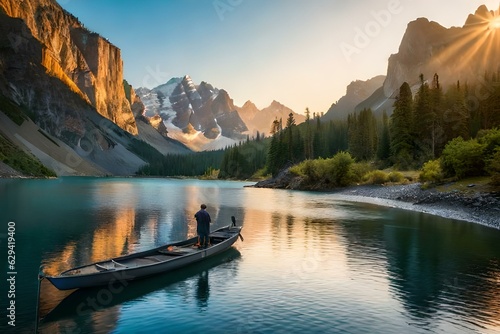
[0,177,499,334]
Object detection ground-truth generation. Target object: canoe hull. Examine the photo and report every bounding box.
[45,226,241,290]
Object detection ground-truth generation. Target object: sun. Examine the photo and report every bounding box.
[489,16,500,30]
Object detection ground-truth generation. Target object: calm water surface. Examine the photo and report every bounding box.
[0,177,499,334]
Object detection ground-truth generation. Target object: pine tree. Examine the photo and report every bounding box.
[481,71,500,129]
[304,108,313,159]
[270,117,280,135]
[347,113,359,158]
[377,111,391,162]
[390,82,414,168]
[443,80,469,143]
[285,113,296,162]
[267,133,281,177]
[348,109,377,161]
[430,73,445,157]
[312,116,325,158]
[413,74,433,162]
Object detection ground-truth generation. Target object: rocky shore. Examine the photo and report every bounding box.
[254,170,500,230]
[328,183,500,230]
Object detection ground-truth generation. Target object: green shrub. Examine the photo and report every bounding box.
[419,159,443,183]
[388,171,405,183]
[289,162,304,176]
[351,162,372,182]
[289,152,356,187]
[329,151,356,187]
[314,158,330,182]
[441,137,485,179]
[477,128,500,158]
[363,170,389,184]
[486,148,500,186]
[290,159,313,178]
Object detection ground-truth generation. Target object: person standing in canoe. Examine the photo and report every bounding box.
[194,204,211,249]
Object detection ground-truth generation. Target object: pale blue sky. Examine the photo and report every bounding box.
[57,0,499,114]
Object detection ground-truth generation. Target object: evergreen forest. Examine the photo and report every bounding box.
[137,73,500,186]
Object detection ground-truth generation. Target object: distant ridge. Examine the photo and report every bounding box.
[325,4,500,119]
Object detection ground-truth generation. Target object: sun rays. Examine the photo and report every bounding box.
[426,5,500,80]
[489,15,500,30]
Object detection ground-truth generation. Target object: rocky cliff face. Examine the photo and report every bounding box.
[0,0,137,135]
[323,75,386,121]
[383,5,500,97]
[167,75,247,140]
[328,5,500,119]
[0,0,191,176]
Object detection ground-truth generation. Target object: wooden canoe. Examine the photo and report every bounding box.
[43,224,242,290]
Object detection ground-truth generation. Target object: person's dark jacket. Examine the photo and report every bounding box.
[195,209,211,235]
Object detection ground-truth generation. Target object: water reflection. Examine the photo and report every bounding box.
[41,181,246,277]
[2,178,500,333]
[196,271,210,310]
[336,208,500,331]
[40,248,241,333]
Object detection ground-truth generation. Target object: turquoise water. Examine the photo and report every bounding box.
[0,177,499,333]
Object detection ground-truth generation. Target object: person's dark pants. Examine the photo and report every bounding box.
[199,233,209,248]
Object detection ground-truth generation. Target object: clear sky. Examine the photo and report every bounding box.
[56,0,499,114]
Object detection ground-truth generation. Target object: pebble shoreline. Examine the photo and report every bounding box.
[326,183,500,230]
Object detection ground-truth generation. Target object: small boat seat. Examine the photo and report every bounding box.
[95,263,111,271]
[210,232,231,239]
[112,260,128,268]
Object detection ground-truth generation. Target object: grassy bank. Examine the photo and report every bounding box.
[0,133,56,177]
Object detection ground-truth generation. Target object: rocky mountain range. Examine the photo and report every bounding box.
[136,76,304,151]
[384,5,500,98]
[237,100,306,136]
[0,0,189,176]
[324,4,500,119]
[137,76,245,151]
[1,0,498,176]
[323,75,386,121]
